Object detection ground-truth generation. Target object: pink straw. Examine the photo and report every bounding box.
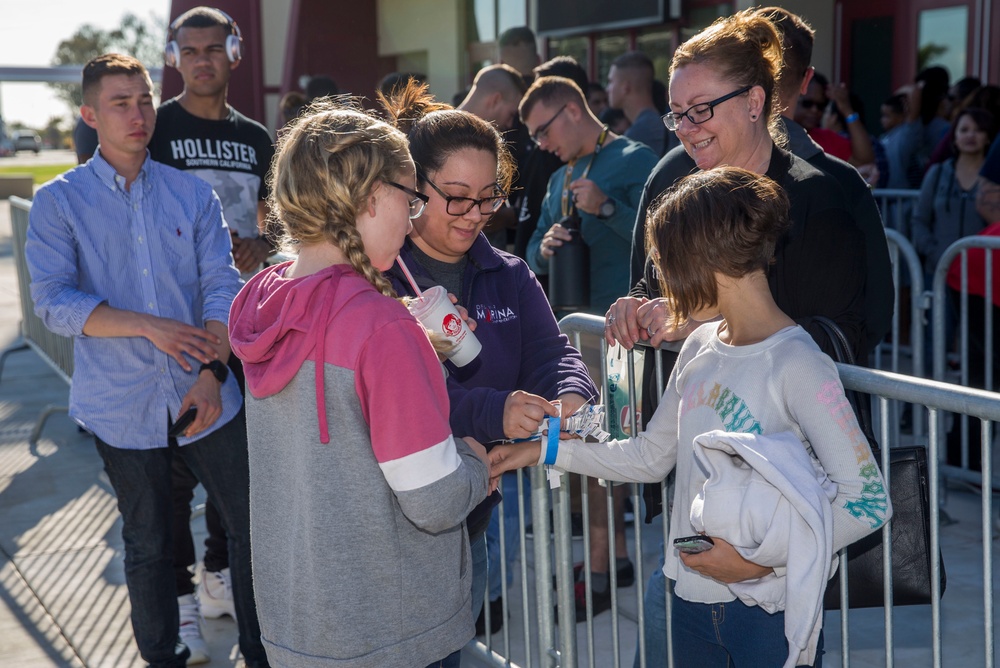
[396,256,423,298]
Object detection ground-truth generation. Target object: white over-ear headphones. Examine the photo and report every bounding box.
[164,8,242,68]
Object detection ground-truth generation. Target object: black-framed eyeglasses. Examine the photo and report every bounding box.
[530,104,567,145]
[422,177,507,216]
[662,85,753,131]
[386,181,430,219]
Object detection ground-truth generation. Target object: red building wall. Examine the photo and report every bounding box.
[279,0,391,104]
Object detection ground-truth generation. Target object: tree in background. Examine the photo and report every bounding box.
[48,12,165,113]
[44,117,70,150]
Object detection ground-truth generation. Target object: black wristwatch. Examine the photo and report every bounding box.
[597,198,616,219]
[199,359,229,384]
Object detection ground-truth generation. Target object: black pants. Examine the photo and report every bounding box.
[171,356,245,595]
[171,458,230,595]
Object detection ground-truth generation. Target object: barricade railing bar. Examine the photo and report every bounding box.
[469,308,996,667]
[872,188,920,234]
[877,229,927,444]
[1,197,74,444]
[490,313,995,668]
[930,235,1000,490]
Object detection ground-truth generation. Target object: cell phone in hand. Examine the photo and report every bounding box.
[168,406,198,439]
[673,535,715,554]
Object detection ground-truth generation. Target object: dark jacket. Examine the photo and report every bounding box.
[783,117,894,353]
[387,234,599,534]
[388,234,597,443]
[632,143,868,359]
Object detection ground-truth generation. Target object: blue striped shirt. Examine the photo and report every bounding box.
[25,150,243,449]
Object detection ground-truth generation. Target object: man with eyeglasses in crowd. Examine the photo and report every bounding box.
[524,76,657,318]
[521,76,657,622]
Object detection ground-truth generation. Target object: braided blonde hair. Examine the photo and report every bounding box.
[267,101,411,297]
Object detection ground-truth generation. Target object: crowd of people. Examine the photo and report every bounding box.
[20,3,1000,668]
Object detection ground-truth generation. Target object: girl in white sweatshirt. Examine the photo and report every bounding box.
[490,166,891,667]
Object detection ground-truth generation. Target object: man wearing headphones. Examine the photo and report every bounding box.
[151,7,274,276]
[148,7,274,664]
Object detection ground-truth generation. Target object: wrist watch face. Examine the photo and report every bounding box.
[599,200,615,218]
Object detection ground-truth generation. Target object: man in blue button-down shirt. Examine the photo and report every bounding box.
[25,54,268,668]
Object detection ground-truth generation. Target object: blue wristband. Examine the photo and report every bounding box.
[845,112,860,124]
[544,416,560,465]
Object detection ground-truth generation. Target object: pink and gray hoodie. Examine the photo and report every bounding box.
[229,261,489,668]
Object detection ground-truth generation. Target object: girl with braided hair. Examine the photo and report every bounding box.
[229,104,491,667]
[381,81,597,632]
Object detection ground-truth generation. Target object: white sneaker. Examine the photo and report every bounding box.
[177,594,210,665]
[197,563,237,620]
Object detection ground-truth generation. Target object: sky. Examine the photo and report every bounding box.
[0,0,169,128]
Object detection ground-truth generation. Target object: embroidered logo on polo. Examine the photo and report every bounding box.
[474,304,517,324]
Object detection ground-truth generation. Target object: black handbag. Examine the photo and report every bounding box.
[813,317,946,609]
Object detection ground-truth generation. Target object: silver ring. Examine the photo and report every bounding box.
[647,326,656,338]
[608,314,617,324]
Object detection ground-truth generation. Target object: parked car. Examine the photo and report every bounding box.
[12,130,41,154]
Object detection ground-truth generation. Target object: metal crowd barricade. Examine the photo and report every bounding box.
[931,235,1000,489]
[874,229,928,445]
[872,188,920,234]
[468,313,996,668]
[878,228,925,377]
[0,197,74,444]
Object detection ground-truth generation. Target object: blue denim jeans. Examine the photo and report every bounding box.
[635,569,823,667]
[470,531,488,618]
[425,649,461,667]
[96,410,268,668]
[670,589,823,668]
[634,562,669,668]
[486,471,529,601]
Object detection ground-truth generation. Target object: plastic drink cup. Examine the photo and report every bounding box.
[406,285,482,366]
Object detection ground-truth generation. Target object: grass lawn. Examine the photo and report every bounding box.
[0,163,75,185]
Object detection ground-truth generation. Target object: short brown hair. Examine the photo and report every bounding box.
[532,56,588,92]
[671,9,785,144]
[82,53,150,106]
[473,63,528,97]
[498,26,536,49]
[754,7,814,102]
[646,166,790,325]
[519,76,587,125]
[169,6,234,34]
[611,51,655,90]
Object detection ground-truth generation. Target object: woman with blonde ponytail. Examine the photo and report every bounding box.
[229,103,491,668]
